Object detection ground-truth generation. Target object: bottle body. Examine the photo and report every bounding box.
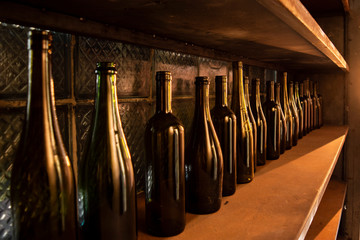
[251,78,267,165]
[288,82,299,146]
[186,76,223,214]
[211,76,237,196]
[80,63,137,240]
[263,81,280,160]
[294,82,303,139]
[280,73,293,149]
[10,31,78,240]
[275,83,287,154]
[231,62,254,183]
[145,71,185,236]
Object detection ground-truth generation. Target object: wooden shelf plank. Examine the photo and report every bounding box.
[0,0,348,71]
[305,179,347,240]
[137,125,348,240]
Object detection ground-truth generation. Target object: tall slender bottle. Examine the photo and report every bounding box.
[310,80,318,129]
[263,81,280,160]
[306,79,313,132]
[145,71,185,236]
[280,72,293,149]
[299,82,308,136]
[10,30,78,240]
[288,81,299,146]
[294,82,303,139]
[317,86,323,127]
[313,82,321,129]
[275,83,287,154]
[80,62,137,240]
[244,77,257,170]
[251,78,267,166]
[211,76,237,196]
[186,76,223,214]
[231,62,254,183]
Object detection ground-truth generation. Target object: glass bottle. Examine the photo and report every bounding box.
[263,81,280,160]
[306,78,313,132]
[313,82,321,129]
[318,90,323,127]
[231,62,254,183]
[211,75,237,196]
[10,30,78,240]
[145,71,185,236]
[280,72,293,149]
[275,82,287,154]
[288,81,299,146]
[299,81,308,136]
[244,77,257,170]
[80,62,137,240]
[186,76,223,214]
[251,78,267,166]
[310,80,318,129]
[294,82,303,139]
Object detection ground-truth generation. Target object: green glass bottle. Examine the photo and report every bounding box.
[251,78,267,166]
[145,71,185,236]
[80,62,137,240]
[10,30,78,240]
[280,72,293,150]
[211,75,237,196]
[231,62,254,183]
[186,76,223,214]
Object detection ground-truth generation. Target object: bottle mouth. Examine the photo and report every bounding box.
[95,62,117,73]
[195,76,210,85]
[156,71,172,81]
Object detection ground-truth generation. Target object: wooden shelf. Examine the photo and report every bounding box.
[0,0,348,71]
[305,179,347,240]
[137,125,348,240]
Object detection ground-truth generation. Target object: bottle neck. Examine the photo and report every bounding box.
[288,83,294,102]
[232,62,247,111]
[255,81,261,106]
[215,78,228,107]
[196,82,211,117]
[275,83,281,105]
[300,82,304,98]
[244,80,250,107]
[156,79,172,113]
[267,81,275,102]
[281,74,289,107]
[313,82,318,97]
[295,83,300,100]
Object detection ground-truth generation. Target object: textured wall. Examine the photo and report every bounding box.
[0,23,277,239]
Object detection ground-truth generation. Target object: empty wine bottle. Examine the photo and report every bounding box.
[305,79,313,132]
[211,76,237,196]
[310,80,318,129]
[145,71,185,236]
[318,90,323,127]
[10,30,78,240]
[251,78,267,166]
[275,82,287,154]
[288,81,299,146]
[280,72,293,149]
[79,62,137,240]
[294,82,303,139]
[313,81,321,129]
[263,81,280,160]
[231,62,254,183]
[299,81,308,136]
[186,76,223,214]
[244,77,257,171]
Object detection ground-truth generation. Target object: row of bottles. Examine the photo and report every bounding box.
[9,30,323,240]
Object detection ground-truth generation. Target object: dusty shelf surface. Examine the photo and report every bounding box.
[0,0,348,71]
[305,178,347,240]
[137,125,348,240]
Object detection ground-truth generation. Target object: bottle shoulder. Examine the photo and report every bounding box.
[211,105,236,119]
[146,111,184,133]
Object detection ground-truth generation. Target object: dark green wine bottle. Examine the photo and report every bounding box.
[10,30,78,240]
[294,82,303,139]
[145,71,185,236]
[231,62,254,183]
[263,81,280,160]
[80,62,137,240]
[288,81,299,146]
[186,76,223,214]
[275,82,287,154]
[211,75,237,196]
[244,77,257,171]
[280,72,293,150]
[251,78,267,166]
[299,82,308,136]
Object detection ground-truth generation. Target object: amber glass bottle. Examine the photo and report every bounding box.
[306,79,313,132]
[275,82,287,154]
[263,81,280,160]
[251,78,267,166]
[80,62,137,240]
[145,71,185,236]
[288,81,299,146]
[313,82,321,129]
[280,73,293,149]
[299,82,308,136]
[310,80,318,129]
[231,62,254,183]
[10,31,78,240]
[244,77,257,170]
[211,76,237,196]
[294,82,303,139]
[186,76,223,214]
